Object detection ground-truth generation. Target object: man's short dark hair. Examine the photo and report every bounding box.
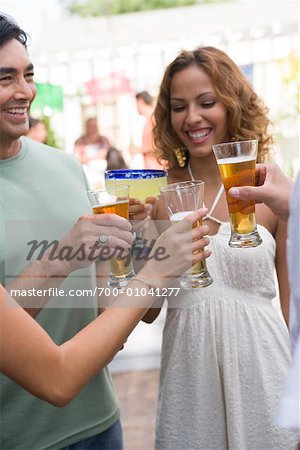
[29,117,43,129]
[0,13,28,49]
[136,91,153,105]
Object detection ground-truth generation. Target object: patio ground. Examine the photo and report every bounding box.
[112,368,160,450]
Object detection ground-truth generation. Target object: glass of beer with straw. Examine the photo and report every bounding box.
[87,185,136,290]
[160,180,213,289]
[212,139,262,248]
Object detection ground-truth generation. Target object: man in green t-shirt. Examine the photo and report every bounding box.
[0,13,123,450]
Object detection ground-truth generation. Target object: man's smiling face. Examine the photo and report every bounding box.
[0,38,36,151]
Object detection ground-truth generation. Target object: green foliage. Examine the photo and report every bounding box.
[64,0,198,17]
[43,117,60,149]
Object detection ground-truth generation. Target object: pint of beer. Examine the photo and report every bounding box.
[171,211,208,278]
[160,181,213,289]
[87,185,136,289]
[212,140,262,248]
[92,200,129,221]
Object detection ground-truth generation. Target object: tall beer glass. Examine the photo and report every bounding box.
[105,169,168,245]
[160,180,213,289]
[212,140,262,248]
[87,185,136,290]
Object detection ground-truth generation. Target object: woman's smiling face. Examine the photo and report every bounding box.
[170,63,229,159]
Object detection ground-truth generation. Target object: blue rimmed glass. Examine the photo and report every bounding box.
[105,169,168,248]
[105,170,168,200]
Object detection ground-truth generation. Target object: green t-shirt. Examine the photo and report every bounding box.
[0,138,119,449]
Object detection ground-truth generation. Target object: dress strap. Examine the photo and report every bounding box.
[188,161,224,225]
[207,184,224,217]
[203,185,224,225]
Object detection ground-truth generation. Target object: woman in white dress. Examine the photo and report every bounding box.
[144,47,299,449]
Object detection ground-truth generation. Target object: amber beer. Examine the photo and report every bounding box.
[170,211,207,277]
[93,199,134,278]
[92,199,129,219]
[217,156,256,235]
[213,139,262,248]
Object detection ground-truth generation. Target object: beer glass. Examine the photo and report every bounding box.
[105,169,168,246]
[160,180,213,289]
[212,139,262,248]
[87,185,136,290]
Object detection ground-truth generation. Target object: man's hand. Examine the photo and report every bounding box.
[228,163,293,222]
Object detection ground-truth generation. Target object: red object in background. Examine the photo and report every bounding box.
[85,72,133,102]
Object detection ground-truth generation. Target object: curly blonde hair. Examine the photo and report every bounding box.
[153,46,273,168]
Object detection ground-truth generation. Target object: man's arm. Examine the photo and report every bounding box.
[228,163,293,222]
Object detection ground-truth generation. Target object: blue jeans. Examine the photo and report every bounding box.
[61,419,123,450]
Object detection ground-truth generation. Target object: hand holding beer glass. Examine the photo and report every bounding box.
[212,140,262,248]
[160,181,213,289]
[87,185,136,290]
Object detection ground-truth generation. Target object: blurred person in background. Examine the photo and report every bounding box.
[26,116,47,143]
[74,117,110,166]
[133,91,166,169]
[74,117,111,187]
[106,146,128,170]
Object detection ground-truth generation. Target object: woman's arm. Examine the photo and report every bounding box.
[139,197,171,323]
[274,218,290,325]
[6,213,133,318]
[0,282,158,407]
[0,209,211,406]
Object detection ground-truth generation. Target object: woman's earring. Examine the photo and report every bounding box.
[174,147,187,167]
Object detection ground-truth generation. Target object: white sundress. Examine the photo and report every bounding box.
[155,192,299,450]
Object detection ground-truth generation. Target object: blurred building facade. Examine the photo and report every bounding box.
[30,1,299,173]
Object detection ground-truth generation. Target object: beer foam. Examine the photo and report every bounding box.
[170,211,194,221]
[217,155,256,165]
[93,199,128,209]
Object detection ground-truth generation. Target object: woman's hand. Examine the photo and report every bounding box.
[138,208,211,288]
[43,214,134,274]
